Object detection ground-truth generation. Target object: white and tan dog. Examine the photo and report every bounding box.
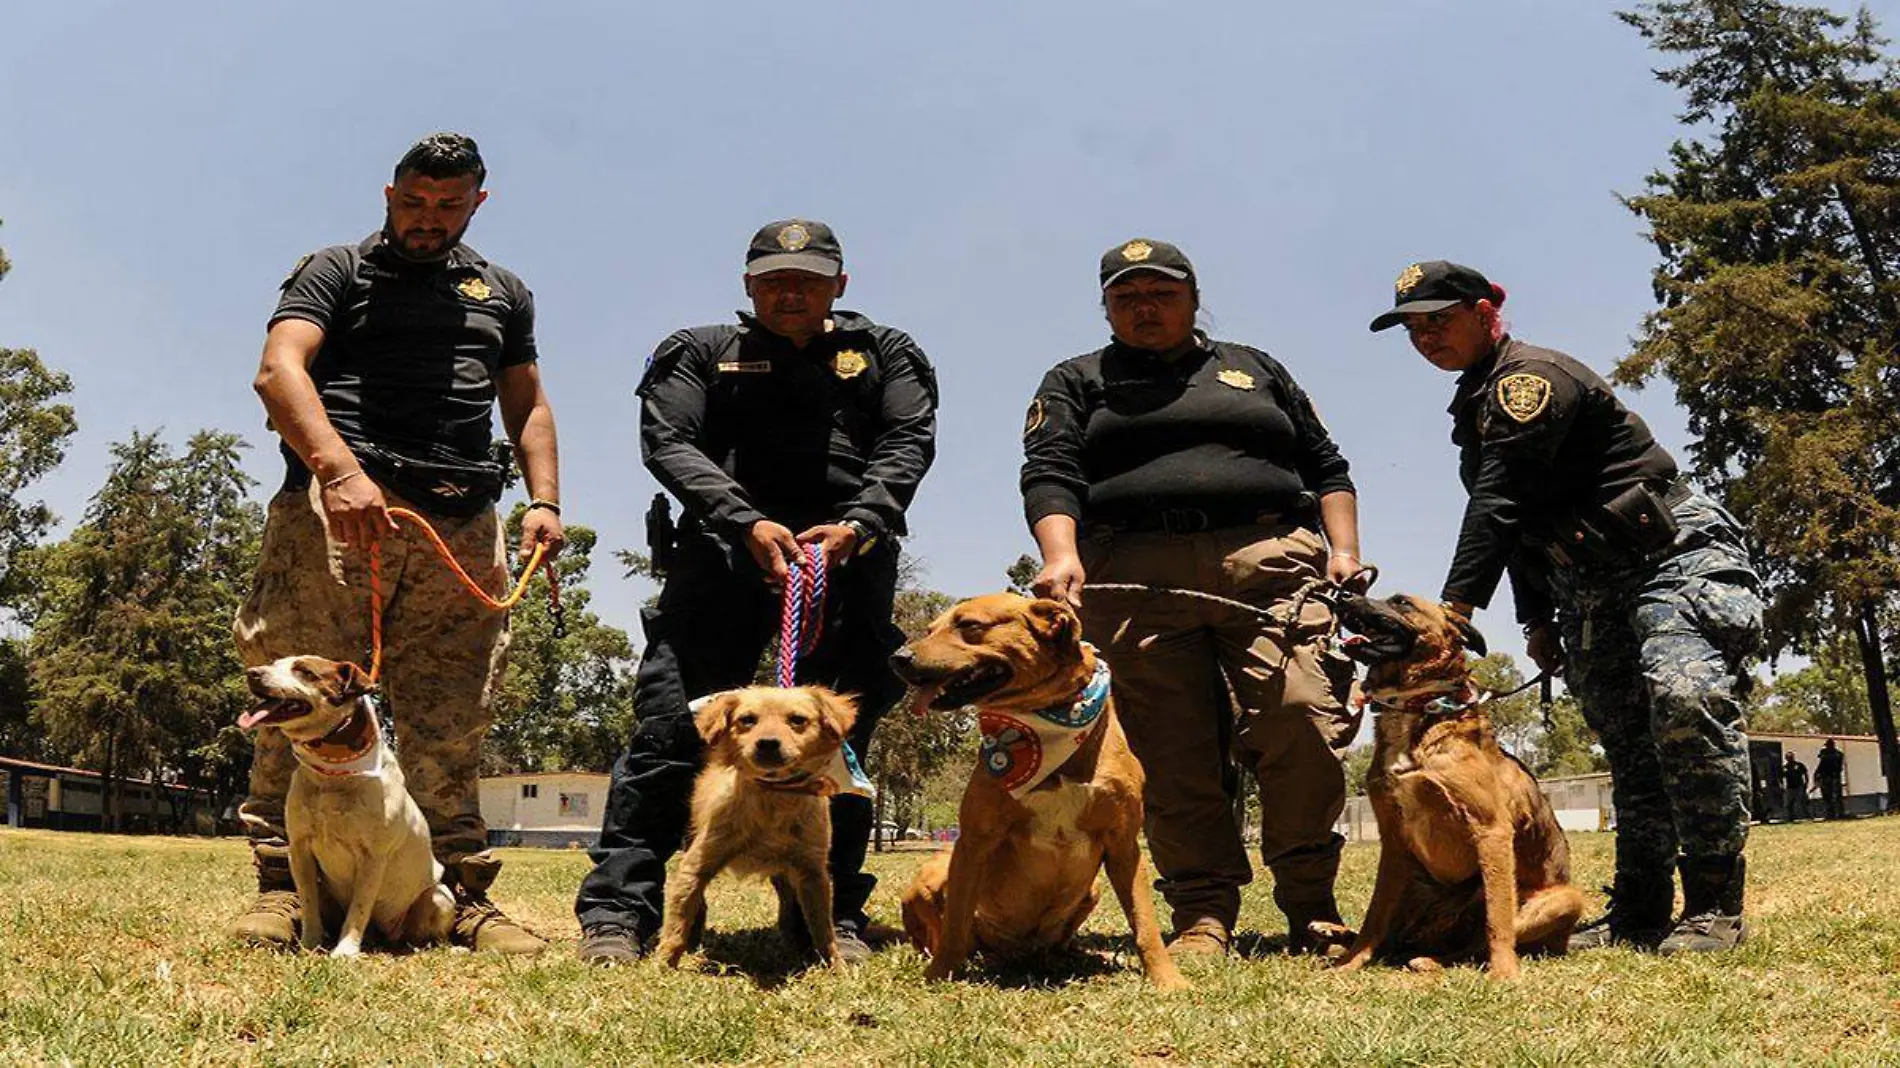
[240,655,454,957]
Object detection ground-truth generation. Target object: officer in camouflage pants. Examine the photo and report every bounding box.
[228,133,560,953]
[1370,260,1764,955]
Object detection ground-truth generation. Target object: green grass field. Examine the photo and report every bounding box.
[2,819,1897,1066]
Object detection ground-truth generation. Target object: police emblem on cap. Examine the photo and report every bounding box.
[457,276,493,301]
[1216,369,1255,391]
[1497,373,1553,424]
[1395,263,1425,297]
[833,350,868,379]
[778,223,812,251]
[1121,240,1154,263]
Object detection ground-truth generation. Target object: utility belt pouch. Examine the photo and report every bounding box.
[1597,483,1679,555]
[355,443,505,518]
[645,493,677,577]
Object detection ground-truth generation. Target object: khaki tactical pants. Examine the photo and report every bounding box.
[1080,522,1359,933]
[233,484,511,874]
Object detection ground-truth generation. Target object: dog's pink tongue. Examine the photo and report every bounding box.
[237,707,272,730]
[908,686,941,719]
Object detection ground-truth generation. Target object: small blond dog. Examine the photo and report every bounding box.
[241,655,454,957]
[656,686,859,969]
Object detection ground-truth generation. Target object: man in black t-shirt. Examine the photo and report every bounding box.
[227,133,562,954]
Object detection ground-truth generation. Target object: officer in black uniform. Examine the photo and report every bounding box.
[1371,260,1765,955]
[574,219,938,964]
[1022,238,1365,957]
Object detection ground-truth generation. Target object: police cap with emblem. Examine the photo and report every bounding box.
[745,218,844,277]
[1100,238,1195,289]
[1369,260,1499,331]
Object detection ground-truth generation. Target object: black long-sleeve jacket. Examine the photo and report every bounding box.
[1441,337,1677,623]
[636,311,938,540]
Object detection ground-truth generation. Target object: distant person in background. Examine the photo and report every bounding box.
[1782,752,1810,821]
[1816,739,1847,819]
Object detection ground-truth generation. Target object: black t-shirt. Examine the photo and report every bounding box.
[270,233,538,472]
[1020,336,1354,527]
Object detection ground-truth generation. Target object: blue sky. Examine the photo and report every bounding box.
[6,1,1888,670]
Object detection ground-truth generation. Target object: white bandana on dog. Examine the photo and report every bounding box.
[979,653,1111,798]
[685,695,874,799]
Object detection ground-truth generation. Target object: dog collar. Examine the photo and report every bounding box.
[1362,684,1476,718]
[978,649,1111,799]
[291,699,385,779]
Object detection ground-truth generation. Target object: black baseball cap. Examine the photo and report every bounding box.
[1369,261,1497,331]
[745,219,843,277]
[1100,238,1195,289]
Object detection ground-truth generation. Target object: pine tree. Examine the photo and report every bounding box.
[1619,0,1900,804]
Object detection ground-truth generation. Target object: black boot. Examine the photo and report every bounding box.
[1657,854,1747,956]
[1568,869,1675,952]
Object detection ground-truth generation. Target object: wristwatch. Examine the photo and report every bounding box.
[840,518,878,556]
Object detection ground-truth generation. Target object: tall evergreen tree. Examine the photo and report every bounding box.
[1619,0,1900,804]
[28,431,262,828]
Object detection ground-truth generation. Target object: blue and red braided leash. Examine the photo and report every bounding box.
[776,543,829,687]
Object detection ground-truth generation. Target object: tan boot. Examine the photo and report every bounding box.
[450,852,548,955]
[227,843,300,948]
[1167,917,1231,957]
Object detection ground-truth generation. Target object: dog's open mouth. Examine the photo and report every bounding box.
[239,697,310,730]
[1336,598,1420,665]
[907,661,1013,716]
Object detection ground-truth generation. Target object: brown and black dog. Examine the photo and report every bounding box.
[1326,593,1585,979]
[891,593,1186,990]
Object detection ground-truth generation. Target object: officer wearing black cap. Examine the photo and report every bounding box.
[1021,238,1365,958]
[1370,260,1764,955]
[574,219,938,964]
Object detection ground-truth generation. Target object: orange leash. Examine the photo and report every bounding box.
[363,506,560,685]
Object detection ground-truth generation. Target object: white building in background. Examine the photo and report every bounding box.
[1337,772,1615,844]
[479,771,608,849]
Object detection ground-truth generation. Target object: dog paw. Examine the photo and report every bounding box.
[329,941,363,960]
[922,961,955,982]
[656,939,687,969]
[1404,956,1446,975]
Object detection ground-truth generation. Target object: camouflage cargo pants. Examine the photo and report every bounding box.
[233,483,511,873]
[1552,490,1763,878]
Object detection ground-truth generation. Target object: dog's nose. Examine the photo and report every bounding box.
[889,646,918,680]
[245,666,268,682]
[752,737,784,765]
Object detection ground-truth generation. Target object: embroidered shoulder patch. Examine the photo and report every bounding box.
[1496,373,1553,424]
[280,253,313,290]
[1023,397,1046,437]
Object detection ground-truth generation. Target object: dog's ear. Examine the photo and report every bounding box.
[1446,611,1488,658]
[694,692,740,745]
[316,659,372,704]
[1025,598,1079,648]
[810,688,859,740]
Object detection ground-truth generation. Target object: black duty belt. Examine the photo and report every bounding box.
[1090,506,1290,536]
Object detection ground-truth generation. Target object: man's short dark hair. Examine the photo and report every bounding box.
[393,132,486,187]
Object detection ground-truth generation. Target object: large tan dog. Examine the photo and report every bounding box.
[1327,594,1585,979]
[240,655,455,957]
[892,593,1186,990]
[656,686,858,970]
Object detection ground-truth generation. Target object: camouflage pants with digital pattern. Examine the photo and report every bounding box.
[232,484,511,880]
[1552,491,1762,880]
